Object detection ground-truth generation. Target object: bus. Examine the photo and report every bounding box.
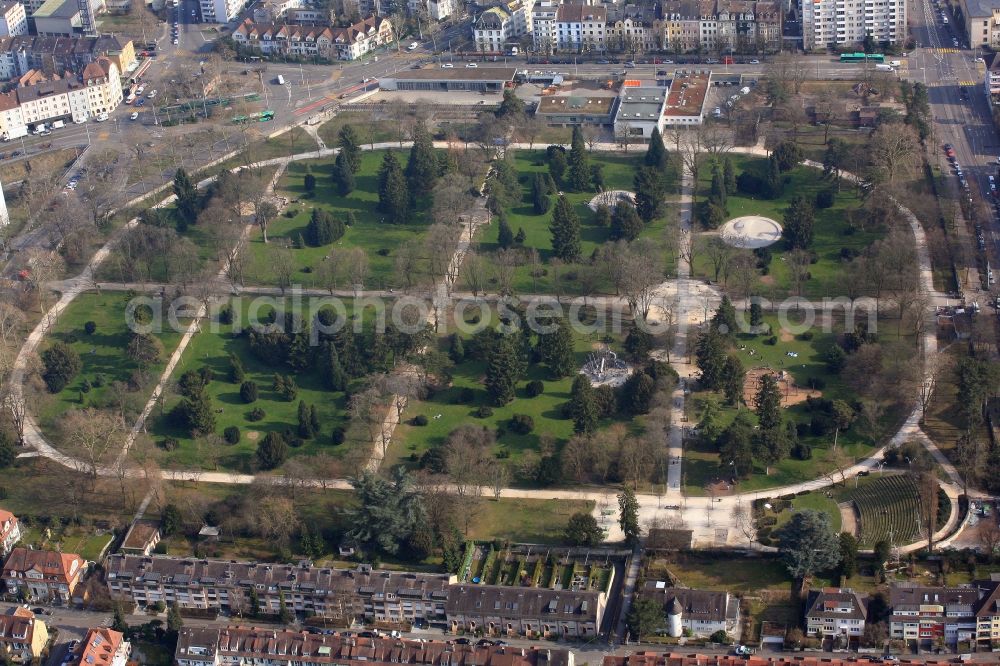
[840,52,885,63]
[232,110,275,124]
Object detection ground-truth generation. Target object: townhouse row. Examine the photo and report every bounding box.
[473,0,782,55]
[230,15,395,61]
[806,583,1000,647]
[104,554,607,639]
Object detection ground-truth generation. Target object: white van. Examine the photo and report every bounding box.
[510,46,519,55]
[51,120,64,129]
[875,63,895,72]
[276,74,285,85]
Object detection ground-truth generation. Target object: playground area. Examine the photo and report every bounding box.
[743,366,821,408]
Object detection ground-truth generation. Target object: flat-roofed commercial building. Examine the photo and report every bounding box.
[378,66,517,92]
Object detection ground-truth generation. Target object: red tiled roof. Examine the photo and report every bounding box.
[2,547,85,584]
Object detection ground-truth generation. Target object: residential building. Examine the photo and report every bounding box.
[640,582,741,639]
[987,50,1000,101]
[972,578,1000,644]
[0,2,27,36]
[445,584,606,638]
[176,627,575,666]
[231,15,394,60]
[0,34,133,80]
[0,606,48,662]
[804,588,867,639]
[606,2,660,53]
[658,0,780,52]
[531,0,558,51]
[0,509,20,557]
[251,0,305,22]
[105,555,454,624]
[120,520,161,557]
[8,57,121,129]
[554,3,607,52]
[614,82,668,137]
[604,654,961,666]
[474,7,511,51]
[959,0,1000,47]
[68,628,131,666]
[800,0,906,49]
[1,547,87,604]
[888,585,979,646]
[199,0,244,23]
[285,7,328,21]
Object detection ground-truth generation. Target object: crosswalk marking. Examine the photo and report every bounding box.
[960,80,978,86]
[934,47,959,54]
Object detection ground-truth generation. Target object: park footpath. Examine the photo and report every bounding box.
[9,138,976,556]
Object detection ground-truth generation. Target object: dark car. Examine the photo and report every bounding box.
[454,638,472,645]
[657,69,668,76]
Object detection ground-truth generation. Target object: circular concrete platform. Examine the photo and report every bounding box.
[720,215,783,249]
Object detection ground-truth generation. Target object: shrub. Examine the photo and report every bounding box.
[764,335,778,345]
[757,526,773,543]
[411,414,429,426]
[509,414,534,434]
[218,304,234,325]
[806,376,826,390]
[815,188,835,209]
[791,442,812,460]
[92,373,106,387]
[83,321,96,335]
[797,330,814,341]
[331,426,346,445]
[160,437,180,451]
[760,515,778,527]
[458,387,475,404]
[41,342,82,393]
[247,407,266,422]
[376,248,390,256]
[240,381,258,403]
[525,380,545,397]
[474,405,494,418]
[223,426,241,444]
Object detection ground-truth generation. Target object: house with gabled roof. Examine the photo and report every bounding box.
[0,509,21,558]
[232,15,393,60]
[1,547,87,604]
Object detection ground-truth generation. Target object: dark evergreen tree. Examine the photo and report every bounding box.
[644,126,669,171]
[531,172,551,214]
[332,151,355,195]
[548,147,567,186]
[593,203,612,227]
[695,327,727,391]
[322,342,347,391]
[495,88,525,118]
[337,124,362,173]
[721,355,745,406]
[309,404,320,435]
[719,411,755,478]
[618,487,641,547]
[303,166,316,193]
[305,209,345,246]
[783,195,815,250]
[448,333,465,362]
[497,218,514,249]
[173,167,198,229]
[514,227,526,244]
[633,166,665,223]
[257,431,288,470]
[240,381,259,403]
[377,151,409,224]
[228,353,245,383]
[298,400,313,438]
[621,370,655,415]
[405,120,437,194]
[569,374,599,433]
[711,296,739,336]
[610,200,643,242]
[765,154,784,198]
[709,161,727,208]
[755,373,783,431]
[567,126,591,191]
[485,333,523,406]
[537,317,576,378]
[550,194,581,261]
[723,156,737,193]
[41,341,81,393]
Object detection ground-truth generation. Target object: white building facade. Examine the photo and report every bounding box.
[800,0,906,49]
[0,2,27,37]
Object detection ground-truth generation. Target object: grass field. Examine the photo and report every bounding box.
[682,313,881,494]
[475,149,678,295]
[691,155,881,299]
[37,292,185,427]
[391,324,627,469]
[659,554,836,593]
[148,297,355,472]
[247,150,439,289]
[318,112,397,148]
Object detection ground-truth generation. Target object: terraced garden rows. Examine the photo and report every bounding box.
[845,475,923,548]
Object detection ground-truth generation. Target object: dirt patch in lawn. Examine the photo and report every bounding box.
[743,366,822,408]
[839,502,858,537]
[245,430,261,442]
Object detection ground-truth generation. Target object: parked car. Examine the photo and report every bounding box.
[130,112,139,120]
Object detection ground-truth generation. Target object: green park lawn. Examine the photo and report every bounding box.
[247,150,438,289]
[148,297,355,472]
[474,149,678,295]
[682,313,879,495]
[691,155,881,299]
[318,112,397,148]
[37,292,185,427]
[391,320,630,472]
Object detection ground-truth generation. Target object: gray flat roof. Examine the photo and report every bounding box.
[964,0,999,18]
[616,87,665,121]
[387,66,517,81]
